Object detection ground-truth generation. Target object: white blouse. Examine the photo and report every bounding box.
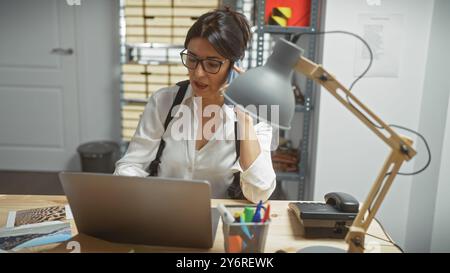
[114,84,277,203]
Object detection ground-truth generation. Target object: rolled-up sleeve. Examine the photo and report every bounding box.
[232,122,277,203]
[114,91,166,177]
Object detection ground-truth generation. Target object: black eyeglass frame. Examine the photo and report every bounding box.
[180,49,227,74]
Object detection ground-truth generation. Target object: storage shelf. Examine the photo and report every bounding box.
[295,104,308,113]
[262,25,315,35]
[257,0,322,201]
[122,98,148,104]
[276,171,301,181]
[126,60,181,65]
[125,43,184,49]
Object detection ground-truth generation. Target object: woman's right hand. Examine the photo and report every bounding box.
[219,64,246,96]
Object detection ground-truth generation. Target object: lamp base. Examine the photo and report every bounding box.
[296,246,346,253]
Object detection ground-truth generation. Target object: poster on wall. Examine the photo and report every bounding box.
[354,13,404,78]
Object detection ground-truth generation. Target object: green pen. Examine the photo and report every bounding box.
[244,207,254,223]
[240,212,252,239]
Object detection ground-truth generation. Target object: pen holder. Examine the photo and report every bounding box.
[221,206,271,253]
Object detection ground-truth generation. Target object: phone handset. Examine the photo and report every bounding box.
[324,192,359,213]
[226,60,244,85]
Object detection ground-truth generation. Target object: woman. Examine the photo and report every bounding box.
[114,8,276,203]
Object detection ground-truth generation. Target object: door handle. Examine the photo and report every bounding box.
[50,48,74,56]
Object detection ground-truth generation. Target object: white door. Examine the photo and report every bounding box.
[0,0,81,171]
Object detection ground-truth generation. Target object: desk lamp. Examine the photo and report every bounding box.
[224,38,417,253]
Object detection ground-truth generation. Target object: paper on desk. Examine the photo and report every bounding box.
[6,205,73,228]
[0,221,72,251]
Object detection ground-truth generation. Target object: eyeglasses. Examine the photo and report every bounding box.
[180,49,227,74]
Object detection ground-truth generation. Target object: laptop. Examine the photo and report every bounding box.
[59,172,220,249]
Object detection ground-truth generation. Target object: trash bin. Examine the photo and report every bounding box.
[77,141,120,173]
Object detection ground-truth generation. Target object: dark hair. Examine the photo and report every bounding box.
[184,7,251,63]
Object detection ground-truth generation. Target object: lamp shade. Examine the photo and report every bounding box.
[224,38,304,130]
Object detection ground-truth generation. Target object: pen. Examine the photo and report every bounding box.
[233,212,241,223]
[228,224,244,253]
[217,204,236,224]
[228,235,243,253]
[240,213,252,239]
[262,204,271,223]
[252,200,263,222]
[236,226,252,251]
[244,207,254,223]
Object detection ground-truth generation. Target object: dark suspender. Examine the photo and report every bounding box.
[228,121,244,199]
[147,80,189,176]
[147,80,243,199]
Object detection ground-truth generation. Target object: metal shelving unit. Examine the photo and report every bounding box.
[254,0,323,200]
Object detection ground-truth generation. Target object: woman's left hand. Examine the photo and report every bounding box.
[234,106,253,125]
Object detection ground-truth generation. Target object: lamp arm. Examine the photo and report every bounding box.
[295,56,417,253]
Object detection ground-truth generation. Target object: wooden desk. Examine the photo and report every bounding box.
[0,195,400,253]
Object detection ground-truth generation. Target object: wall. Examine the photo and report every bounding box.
[74,0,121,145]
[431,94,450,252]
[404,0,450,252]
[314,0,434,248]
